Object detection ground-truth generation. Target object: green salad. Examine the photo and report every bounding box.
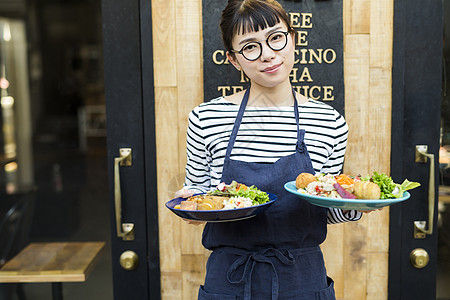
[361,172,421,199]
[208,181,270,205]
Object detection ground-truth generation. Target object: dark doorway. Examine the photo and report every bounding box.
[0,0,112,299]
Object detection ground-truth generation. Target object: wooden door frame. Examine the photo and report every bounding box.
[102,0,161,298]
[389,0,442,298]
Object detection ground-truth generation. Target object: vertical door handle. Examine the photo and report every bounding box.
[414,145,435,237]
[114,148,135,240]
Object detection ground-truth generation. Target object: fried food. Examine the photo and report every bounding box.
[197,196,225,210]
[181,195,226,211]
[179,200,197,210]
[296,173,317,189]
[353,180,381,199]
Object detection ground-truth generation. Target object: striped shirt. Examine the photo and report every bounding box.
[184,96,362,224]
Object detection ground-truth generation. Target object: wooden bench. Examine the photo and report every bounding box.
[0,241,105,300]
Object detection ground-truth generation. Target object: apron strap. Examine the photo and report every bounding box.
[226,248,296,300]
[293,93,305,153]
[225,88,304,160]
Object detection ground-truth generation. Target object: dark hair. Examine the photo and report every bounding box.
[220,0,294,53]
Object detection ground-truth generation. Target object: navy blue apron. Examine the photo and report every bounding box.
[198,89,335,300]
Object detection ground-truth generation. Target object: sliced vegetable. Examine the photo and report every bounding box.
[391,179,421,198]
[333,183,357,199]
[335,174,354,186]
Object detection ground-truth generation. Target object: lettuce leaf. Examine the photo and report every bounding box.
[369,172,420,199]
[391,179,421,199]
[236,187,270,205]
[209,181,270,205]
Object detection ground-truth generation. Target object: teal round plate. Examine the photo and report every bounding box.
[284,181,411,210]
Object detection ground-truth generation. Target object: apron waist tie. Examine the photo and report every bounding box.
[226,248,296,300]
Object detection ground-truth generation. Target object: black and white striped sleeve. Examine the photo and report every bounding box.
[320,111,348,175]
[327,208,363,224]
[184,107,211,193]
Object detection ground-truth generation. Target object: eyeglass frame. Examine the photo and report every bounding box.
[229,31,290,61]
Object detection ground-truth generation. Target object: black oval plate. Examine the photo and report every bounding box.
[165,193,277,222]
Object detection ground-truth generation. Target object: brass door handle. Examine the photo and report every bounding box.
[414,145,435,238]
[114,148,134,240]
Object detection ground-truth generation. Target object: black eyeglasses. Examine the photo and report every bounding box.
[230,31,289,61]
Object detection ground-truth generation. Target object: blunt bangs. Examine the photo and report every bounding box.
[235,4,282,36]
[220,0,293,52]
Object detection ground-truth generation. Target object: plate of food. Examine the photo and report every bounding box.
[284,172,420,210]
[166,181,277,222]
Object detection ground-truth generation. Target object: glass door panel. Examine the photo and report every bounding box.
[438,2,450,298]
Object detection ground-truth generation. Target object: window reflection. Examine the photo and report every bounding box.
[0,19,33,195]
[0,2,112,298]
[438,5,450,296]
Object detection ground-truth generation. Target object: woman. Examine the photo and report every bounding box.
[177,0,362,298]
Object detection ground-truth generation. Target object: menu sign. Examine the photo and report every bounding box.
[202,0,344,113]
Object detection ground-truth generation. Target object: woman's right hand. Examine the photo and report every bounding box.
[174,187,196,198]
[174,187,206,226]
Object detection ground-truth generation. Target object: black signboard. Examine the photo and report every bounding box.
[202,0,344,114]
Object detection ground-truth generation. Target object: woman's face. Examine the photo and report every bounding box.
[227,21,295,89]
